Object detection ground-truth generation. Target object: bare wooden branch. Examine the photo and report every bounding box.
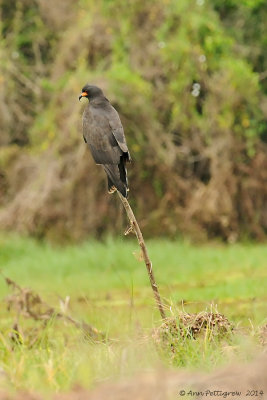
[2,273,105,341]
[117,192,167,320]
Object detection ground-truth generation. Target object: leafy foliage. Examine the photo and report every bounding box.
[0,0,266,241]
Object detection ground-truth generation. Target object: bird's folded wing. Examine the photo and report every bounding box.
[108,107,130,158]
[83,116,121,164]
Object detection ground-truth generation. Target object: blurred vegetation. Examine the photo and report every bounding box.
[0,235,266,391]
[0,0,266,241]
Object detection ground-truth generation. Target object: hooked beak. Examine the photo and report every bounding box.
[79,92,88,101]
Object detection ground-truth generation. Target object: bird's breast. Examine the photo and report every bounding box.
[83,108,111,151]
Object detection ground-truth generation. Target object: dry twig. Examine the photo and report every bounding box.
[2,273,104,342]
[117,192,166,320]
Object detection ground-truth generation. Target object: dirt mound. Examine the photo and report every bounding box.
[1,354,266,400]
[154,313,232,342]
[56,354,267,400]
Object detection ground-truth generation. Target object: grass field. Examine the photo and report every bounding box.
[0,234,266,395]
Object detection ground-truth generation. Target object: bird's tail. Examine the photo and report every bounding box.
[104,157,128,198]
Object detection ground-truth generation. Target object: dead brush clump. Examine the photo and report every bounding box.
[2,274,105,347]
[153,312,233,356]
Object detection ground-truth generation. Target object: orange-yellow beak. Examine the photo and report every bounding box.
[79,92,88,101]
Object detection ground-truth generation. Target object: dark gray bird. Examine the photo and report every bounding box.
[79,84,131,197]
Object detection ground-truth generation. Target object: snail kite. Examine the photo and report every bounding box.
[79,84,131,197]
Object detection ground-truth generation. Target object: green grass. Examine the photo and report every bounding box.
[0,234,266,394]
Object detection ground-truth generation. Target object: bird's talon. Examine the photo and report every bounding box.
[108,186,117,194]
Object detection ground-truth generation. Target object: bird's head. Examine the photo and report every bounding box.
[79,84,104,101]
